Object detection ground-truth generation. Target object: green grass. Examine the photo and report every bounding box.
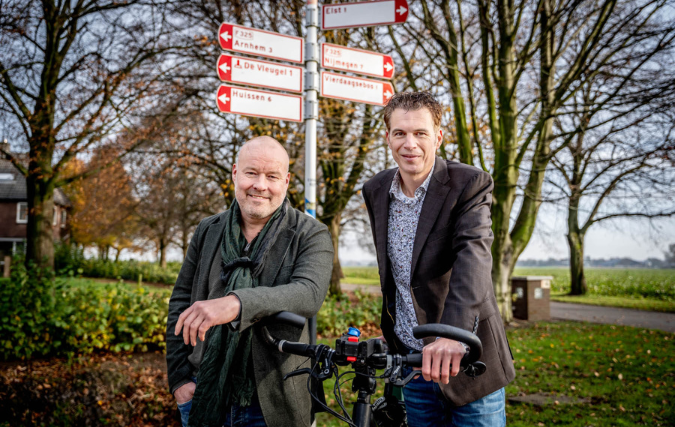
[342,267,381,286]
[342,266,675,311]
[315,322,675,426]
[551,293,675,313]
[506,322,674,426]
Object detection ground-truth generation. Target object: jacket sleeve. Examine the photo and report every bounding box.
[440,171,495,332]
[165,220,203,394]
[230,223,333,331]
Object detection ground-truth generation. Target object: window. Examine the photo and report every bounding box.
[60,209,67,228]
[16,202,27,224]
[53,207,58,226]
[0,173,14,181]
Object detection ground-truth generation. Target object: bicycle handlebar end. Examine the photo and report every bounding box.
[261,311,307,329]
[412,324,483,363]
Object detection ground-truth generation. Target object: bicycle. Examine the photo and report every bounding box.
[260,312,487,427]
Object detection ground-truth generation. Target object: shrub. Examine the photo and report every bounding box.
[317,290,381,337]
[0,262,171,360]
[0,260,64,359]
[57,254,180,285]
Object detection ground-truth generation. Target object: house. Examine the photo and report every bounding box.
[0,155,71,260]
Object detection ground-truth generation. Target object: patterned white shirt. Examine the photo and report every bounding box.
[387,165,434,351]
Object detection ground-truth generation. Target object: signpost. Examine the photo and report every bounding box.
[217,54,304,93]
[321,0,409,30]
[322,43,394,79]
[216,85,303,123]
[214,1,409,349]
[321,71,394,106]
[218,23,303,64]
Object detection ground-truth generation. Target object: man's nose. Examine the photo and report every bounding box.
[402,134,417,150]
[252,176,268,191]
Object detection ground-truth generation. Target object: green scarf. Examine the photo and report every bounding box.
[187,199,287,427]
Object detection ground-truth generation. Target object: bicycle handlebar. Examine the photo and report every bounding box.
[263,311,482,367]
[413,324,483,363]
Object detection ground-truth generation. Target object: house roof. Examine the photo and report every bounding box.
[0,159,71,207]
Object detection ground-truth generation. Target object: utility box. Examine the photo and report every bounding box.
[511,276,553,321]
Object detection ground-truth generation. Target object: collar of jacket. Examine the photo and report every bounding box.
[369,157,453,287]
[196,199,296,299]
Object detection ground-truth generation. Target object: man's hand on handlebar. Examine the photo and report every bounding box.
[418,338,467,384]
[174,295,241,345]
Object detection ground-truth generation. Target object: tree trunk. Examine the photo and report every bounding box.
[567,231,587,295]
[25,173,55,269]
[567,193,587,295]
[328,215,343,296]
[491,235,514,323]
[114,247,122,263]
[159,238,167,269]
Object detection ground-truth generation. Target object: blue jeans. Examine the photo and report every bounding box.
[177,380,267,427]
[402,367,505,427]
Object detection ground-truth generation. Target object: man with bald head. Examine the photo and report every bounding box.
[166,136,333,427]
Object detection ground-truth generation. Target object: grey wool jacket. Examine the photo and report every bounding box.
[165,202,333,427]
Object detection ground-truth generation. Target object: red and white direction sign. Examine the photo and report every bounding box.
[216,85,303,123]
[322,0,409,30]
[218,23,303,64]
[217,55,303,93]
[321,72,394,106]
[322,43,394,80]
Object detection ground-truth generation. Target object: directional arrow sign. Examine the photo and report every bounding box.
[216,85,303,122]
[217,55,303,93]
[322,0,409,30]
[218,23,303,64]
[322,43,395,80]
[321,72,394,106]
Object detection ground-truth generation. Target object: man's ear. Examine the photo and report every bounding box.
[436,128,443,150]
[232,163,238,183]
[285,171,290,186]
[385,131,391,149]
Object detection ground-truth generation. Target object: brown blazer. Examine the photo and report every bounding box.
[362,157,515,407]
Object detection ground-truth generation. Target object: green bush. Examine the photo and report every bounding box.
[0,260,64,359]
[55,248,181,285]
[0,262,171,360]
[317,290,381,337]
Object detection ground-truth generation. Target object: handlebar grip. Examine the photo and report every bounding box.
[412,324,483,363]
[263,311,307,329]
[403,353,423,367]
[279,340,312,357]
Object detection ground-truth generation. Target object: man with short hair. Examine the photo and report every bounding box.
[166,136,333,427]
[362,92,515,426]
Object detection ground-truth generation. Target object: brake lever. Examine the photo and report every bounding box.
[392,369,422,387]
[283,368,312,381]
[283,345,336,382]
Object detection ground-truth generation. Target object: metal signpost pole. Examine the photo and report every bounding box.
[305,0,319,346]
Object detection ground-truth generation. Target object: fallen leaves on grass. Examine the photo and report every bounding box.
[0,352,180,426]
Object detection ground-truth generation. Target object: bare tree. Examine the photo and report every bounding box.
[0,0,174,268]
[387,0,675,320]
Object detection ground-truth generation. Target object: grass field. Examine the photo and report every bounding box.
[315,322,675,426]
[342,267,675,312]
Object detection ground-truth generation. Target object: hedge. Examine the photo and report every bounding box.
[0,261,171,360]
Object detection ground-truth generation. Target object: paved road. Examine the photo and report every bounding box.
[341,283,675,333]
[551,301,675,333]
